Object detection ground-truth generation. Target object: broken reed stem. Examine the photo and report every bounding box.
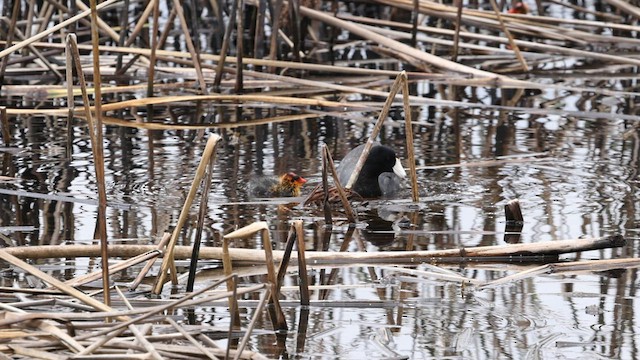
[222,238,242,330]
[187,137,220,292]
[321,144,357,223]
[275,221,310,305]
[129,233,171,291]
[0,249,120,317]
[488,0,529,72]
[152,134,221,294]
[224,222,288,331]
[63,250,161,288]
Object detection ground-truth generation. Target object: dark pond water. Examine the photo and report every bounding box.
[1,83,639,359]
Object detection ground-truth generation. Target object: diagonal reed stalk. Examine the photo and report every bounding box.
[152,134,222,294]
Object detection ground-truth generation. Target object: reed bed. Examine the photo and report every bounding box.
[1,0,640,357]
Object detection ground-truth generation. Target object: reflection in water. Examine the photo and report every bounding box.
[1,85,640,357]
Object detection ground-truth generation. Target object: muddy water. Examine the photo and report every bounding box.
[1,90,639,358]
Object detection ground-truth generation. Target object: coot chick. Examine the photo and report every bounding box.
[337,143,406,198]
[249,172,308,197]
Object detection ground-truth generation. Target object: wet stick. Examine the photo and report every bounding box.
[152,134,221,294]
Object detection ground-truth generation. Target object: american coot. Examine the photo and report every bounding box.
[249,172,308,197]
[336,143,406,198]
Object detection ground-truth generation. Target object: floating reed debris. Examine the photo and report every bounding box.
[3,234,626,264]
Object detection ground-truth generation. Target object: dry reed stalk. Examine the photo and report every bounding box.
[76,275,236,342]
[0,107,8,146]
[321,144,356,222]
[0,0,19,93]
[222,239,242,332]
[0,0,118,60]
[146,0,160,111]
[0,284,266,327]
[72,0,121,41]
[277,220,310,305]
[113,287,164,360]
[0,19,63,79]
[478,257,640,290]
[297,4,527,86]
[10,39,639,99]
[124,0,156,47]
[9,345,67,360]
[165,318,218,360]
[172,0,207,93]
[186,137,220,292]
[234,286,271,360]
[321,146,333,223]
[152,133,222,294]
[450,0,463,62]
[376,265,480,285]
[214,0,239,89]
[88,0,111,308]
[4,235,624,263]
[488,0,528,72]
[102,113,321,131]
[63,250,161,288]
[604,0,640,20]
[400,71,419,203]
[129,233,171,291]
[224,222,288,331]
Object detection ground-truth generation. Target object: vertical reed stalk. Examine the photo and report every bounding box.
[0,0,20,94]
[235,0,244,93]
[400,71,419,202]
[0,107,9,146]
[89,0,110,308]
[294,220,310,305]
